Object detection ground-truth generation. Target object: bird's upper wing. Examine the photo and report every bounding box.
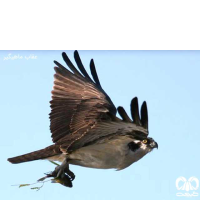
[50,51,148,153]
[50,51,117,149]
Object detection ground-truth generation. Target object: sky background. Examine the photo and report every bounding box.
[0,51,200,200]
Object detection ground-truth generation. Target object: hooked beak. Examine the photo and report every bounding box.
[154,142,158,149]
[150,141,158,149]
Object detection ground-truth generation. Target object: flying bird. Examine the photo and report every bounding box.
[8,51,158,187]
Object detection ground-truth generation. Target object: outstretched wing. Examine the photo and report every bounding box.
[50,51,117,150]
[50,51,149,153]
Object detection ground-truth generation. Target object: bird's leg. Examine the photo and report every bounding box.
[52,158,75,181]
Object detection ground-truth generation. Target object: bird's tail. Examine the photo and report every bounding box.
[7,145,61,164]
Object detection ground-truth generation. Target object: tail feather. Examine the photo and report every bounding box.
[7,145,61,164]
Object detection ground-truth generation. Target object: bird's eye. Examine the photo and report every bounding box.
[143,139,148,144]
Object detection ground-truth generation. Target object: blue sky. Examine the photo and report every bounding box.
[1,51,200,200]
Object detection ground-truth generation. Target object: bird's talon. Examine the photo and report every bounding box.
[66,171,75,181]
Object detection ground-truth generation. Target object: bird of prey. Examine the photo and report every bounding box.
[8,51,158,188]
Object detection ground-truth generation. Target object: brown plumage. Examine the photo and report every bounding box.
[8,50,149,165]
[8,145,61,164]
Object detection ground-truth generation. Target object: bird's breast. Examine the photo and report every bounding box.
[67,136,148,170]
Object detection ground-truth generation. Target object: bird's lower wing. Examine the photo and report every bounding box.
[59,121,148,152]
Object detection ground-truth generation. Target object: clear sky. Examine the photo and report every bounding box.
[1,51,200,200]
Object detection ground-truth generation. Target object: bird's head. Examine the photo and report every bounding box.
[128,136,158,154]
[119,136,158,169]
[140,137,158,151]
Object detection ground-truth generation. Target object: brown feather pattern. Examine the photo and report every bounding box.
[50,51,148,153]
[8,145,61,164]
[50,51,117,152]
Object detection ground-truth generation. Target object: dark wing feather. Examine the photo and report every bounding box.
[131,97,141,125]
[140,101,148,129]
[117,106,132,122]
[90,59,101,88]
[74,50,93,82]
[130,97,149,131]
[62,52,83,77]
[50,51,117,150]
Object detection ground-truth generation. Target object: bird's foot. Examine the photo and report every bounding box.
[47,159,75,188]
[64,168,75,181]
[52,165,75,181]
[48,167,72,188]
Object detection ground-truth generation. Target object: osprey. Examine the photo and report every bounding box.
[8,51,158,187]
